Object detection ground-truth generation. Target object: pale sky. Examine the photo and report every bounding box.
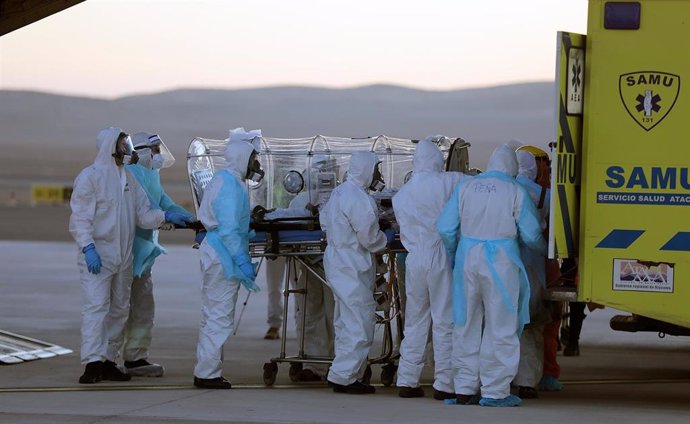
[0,0,588,98]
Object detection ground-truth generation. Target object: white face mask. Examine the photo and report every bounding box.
[151,154,165,170]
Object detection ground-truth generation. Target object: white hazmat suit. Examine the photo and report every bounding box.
[514,150,550,391]
[194,140,259,382]
[320,151,388,387]
[437,145,545,404]
[392,139,464,395]
[69,127,166,365]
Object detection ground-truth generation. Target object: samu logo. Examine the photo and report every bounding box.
[619,71,680,131]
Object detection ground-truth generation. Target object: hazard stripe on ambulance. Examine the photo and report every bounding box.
[660,232,690,251]
[595,229,645,249]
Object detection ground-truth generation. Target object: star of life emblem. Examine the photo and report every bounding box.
[619,71,680,131]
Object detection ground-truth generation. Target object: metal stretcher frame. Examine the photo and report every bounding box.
[249,219,405,387]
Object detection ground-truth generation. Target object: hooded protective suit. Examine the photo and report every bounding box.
[392,139,464,393]
[194,140,258,379]
[319,151,388,386]
[228,128,284,335]
[514,150,550,390]
[69,127,166,364]
[437,144,545,401]
[284,190,336,377]
[122,132,194,368]
[263,164,336,376]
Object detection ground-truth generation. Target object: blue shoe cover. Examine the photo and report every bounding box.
[538,375,564,392]
[479,394,522,407]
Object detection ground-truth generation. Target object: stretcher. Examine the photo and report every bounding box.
[187,133,470,386]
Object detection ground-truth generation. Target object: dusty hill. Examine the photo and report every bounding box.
[0,82,555,205]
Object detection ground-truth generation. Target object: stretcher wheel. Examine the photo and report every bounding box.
[362,365,372,385]
[263,362,278,386]
[380,363,397,387]
[289,362,303,382]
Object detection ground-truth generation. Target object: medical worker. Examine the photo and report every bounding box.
[392,138,464,400]
[70,127,191,384]
[193,139,263,389]
[264,157,338,381]
[320,151,394,394]
[121,132,195,377]
[513,148,550,399]
[437,144,545,407]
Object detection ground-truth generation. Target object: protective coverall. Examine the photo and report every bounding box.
[514,150,550,393]
[123,132,194,375]
[392,139,463,395]
[194,140,259,380]
[69,127,166,365]
[319,151,388,387]
[437,144,545,405]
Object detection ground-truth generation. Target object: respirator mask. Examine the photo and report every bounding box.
[369,162,385,192]
[113,133,138,165]
[246,151,265,183]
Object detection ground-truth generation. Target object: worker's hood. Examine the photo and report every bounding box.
[516,150,538,181]
[348,151,379,189]
[413,138,444,173]
[224,140,256,178]
[229,127,262,150]
[94,127,122,168]
[487,144,519,177]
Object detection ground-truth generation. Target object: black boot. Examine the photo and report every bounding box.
[79,361,103,384]
[102,360,131,381]
[194,376,232,389]
[433,388,456,400]
[328,380,376,394]
[519,386,539,399]
[398,386,425,398]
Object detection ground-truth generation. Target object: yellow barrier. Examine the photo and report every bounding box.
[30,185,72,205]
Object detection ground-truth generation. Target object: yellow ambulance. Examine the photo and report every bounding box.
[550,0,690,334]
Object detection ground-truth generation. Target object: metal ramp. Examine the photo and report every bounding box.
[0,329,72,364]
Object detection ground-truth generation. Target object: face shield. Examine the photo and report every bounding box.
[369,162,386,192]
[133,134,175,170]
[114,133,138,165]
[246,151,265,183]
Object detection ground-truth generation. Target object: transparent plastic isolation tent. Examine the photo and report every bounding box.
[187,134,470,214]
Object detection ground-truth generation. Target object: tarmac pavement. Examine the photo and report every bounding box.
[1,241,689,423]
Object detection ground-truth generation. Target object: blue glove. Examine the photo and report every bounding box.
[384,228,395,245]
[239,262,256,281]
[194,231,207,244]
[234,255,256,281]
[83,243,101,274]
[165,211,191,227]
